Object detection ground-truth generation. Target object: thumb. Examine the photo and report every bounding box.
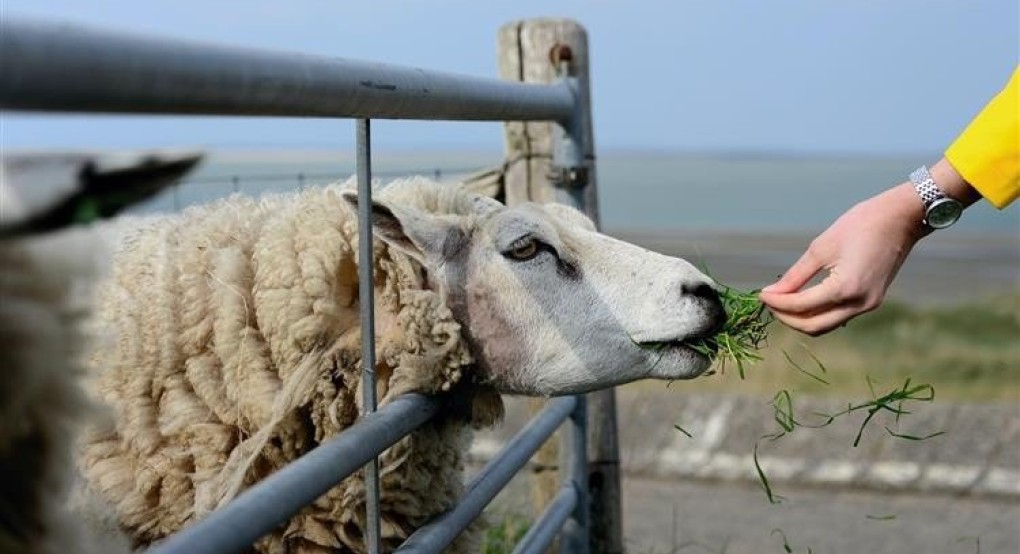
[761,250,822,295]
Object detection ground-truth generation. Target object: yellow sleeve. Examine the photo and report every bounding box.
[944,66,1019,209]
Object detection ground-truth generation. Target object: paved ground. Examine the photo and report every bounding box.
[618,477,1019,554]
[486,473,1020,554]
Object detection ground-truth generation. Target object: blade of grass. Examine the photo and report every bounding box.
[770,529,793,553]
[771,390,796,433]
[754,442,784,504]
[885,428,945,441]
[783,350,830,385]
[802,345,829,376]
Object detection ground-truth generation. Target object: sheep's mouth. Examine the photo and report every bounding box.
[637,335,719,360]
[681,335,720,358]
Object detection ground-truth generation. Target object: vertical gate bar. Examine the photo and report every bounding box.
[498,22,616,552]
[560,395,589,554]
[356,118,382,554]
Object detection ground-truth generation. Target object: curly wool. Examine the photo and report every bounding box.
[81,178,501,553]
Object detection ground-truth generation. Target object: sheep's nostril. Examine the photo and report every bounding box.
[683,283,726,335]
[683,283,719,302]
[707,300,727,335]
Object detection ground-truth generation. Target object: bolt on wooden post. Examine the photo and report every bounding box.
[498,18,622,554]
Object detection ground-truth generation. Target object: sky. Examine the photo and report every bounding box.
[2,0,1017,154]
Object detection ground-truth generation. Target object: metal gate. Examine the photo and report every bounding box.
[1,16,607,554]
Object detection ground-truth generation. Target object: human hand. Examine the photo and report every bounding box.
[758,183,928,336]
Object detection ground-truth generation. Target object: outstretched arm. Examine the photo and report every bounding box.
[761,66,1018,336]
[758,158,981,336]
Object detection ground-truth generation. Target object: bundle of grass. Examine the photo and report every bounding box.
[689,284,773,378]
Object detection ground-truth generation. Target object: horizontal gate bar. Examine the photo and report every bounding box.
[394,395,578,553]
[0,19,574,121]
[145,393,442,554]
[512,485,578,554]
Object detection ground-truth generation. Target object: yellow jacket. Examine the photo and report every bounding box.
[945,66,1019,209]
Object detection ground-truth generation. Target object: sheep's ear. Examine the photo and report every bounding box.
[341,191,462,265]
[543,202,596,231]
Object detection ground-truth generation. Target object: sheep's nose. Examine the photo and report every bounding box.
[682,282,718,302]
[682,283,726,335]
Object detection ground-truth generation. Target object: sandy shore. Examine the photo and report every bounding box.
[608,228,1019,306]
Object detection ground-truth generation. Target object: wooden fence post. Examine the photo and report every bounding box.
[498,18,622,554]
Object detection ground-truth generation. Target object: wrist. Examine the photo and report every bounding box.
[887,182,931,240]
[930,158,981,207]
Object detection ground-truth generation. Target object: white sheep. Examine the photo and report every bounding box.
[1,149,196,554]
[0,230,131,554]
[79,177,725,553]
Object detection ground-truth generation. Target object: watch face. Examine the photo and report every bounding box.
[926,198,963,229]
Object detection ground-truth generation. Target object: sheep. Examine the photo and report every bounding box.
[0,151,197,554]
[0,229,135,554]
[79,177,725,553]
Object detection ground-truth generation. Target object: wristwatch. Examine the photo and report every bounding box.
[909,165,963,229]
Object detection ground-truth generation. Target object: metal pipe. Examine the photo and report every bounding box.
[144,394,441,554]
[560,395,589,554]
[356,118,382,554]
[0,18,574,122]
[511,486,578,554]
[394,396,578,553]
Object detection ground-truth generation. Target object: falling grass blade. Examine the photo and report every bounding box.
[783,350,830,385]
[771,390,796,433]
[802,345,829,375]
[674,424,693,438]
[753,441,784,504]
[852,406,881,447]
[885,427,946,441]
[865,374,881,399]
[770,529,794,553]
[839,381,938,446]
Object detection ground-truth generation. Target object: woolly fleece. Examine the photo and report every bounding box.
[81,178,502,553]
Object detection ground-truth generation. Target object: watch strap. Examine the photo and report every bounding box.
[909,166,944,208]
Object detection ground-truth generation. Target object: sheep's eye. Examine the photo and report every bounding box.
[506,238,539,261]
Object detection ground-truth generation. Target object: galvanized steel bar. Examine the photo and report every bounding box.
[561,395,590,554]
[394,396,578,553]
[0,19,574,121]
[356,118,382,554]
[511,486,578,554]
[144,394,442,554]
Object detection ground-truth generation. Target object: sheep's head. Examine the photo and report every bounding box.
[342,186,724,397]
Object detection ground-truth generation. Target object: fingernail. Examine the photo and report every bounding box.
[761,284,776,293]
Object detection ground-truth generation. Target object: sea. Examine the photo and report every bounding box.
[139,149,1019,237]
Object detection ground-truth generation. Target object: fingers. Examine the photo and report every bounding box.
[761,249,824,295]
[759,276,841,315]
[761,270,878,336]
[769,304,864,337]
[763,273,880,336]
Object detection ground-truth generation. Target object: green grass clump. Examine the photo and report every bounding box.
[689,284,773,378]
